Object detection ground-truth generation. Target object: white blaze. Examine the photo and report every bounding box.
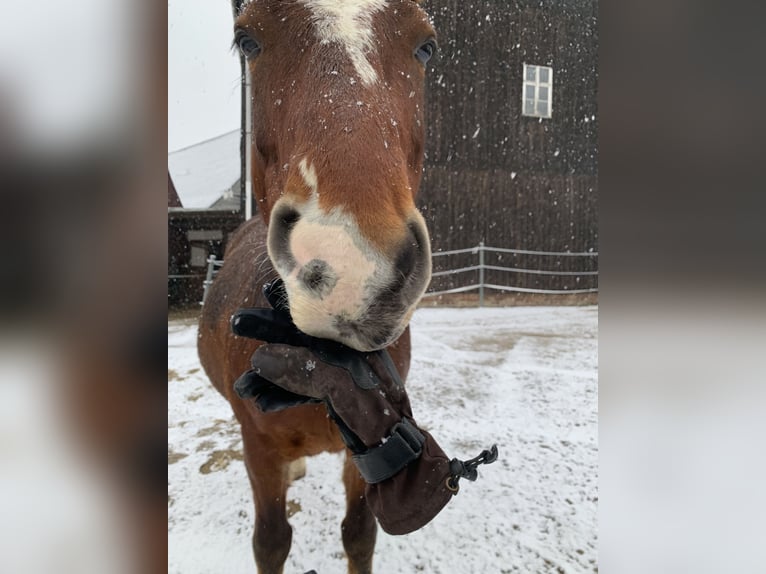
[299,0,388,85]
[298,158,319,195]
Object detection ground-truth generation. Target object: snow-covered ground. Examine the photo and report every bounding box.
[169,306,598,574]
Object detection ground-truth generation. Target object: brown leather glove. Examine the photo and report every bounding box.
[232,280,498,535]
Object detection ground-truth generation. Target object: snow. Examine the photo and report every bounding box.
[169,306,598,573]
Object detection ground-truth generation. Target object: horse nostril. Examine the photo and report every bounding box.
[394,240,417,281]
[268,204,302,273]
[303,261,325,289]
[395,221,428,281]
[298,259,337,298]
[407,219,428,253]
[277,206,300,231]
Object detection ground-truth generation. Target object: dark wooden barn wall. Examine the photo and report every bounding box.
[168,211,242,307]
[418,0,598,292]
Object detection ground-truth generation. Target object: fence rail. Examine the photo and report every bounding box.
[425,242,598,304]
[201,255,224,303]
[200,243,598,305]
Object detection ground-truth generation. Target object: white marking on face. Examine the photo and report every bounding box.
[298,158,319,196]
[299,0,387,86]
[274,193,392,343]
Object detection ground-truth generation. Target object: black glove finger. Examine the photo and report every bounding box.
[234,369,319,410]
[231,308,306,346]
[233,369,275,399]
[255,388,321,413]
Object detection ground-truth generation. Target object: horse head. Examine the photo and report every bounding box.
[235,0,436,351]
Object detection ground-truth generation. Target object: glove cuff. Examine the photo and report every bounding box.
[364,429,454,535]
[352,419,425,484]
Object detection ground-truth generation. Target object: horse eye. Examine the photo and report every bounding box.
[415,39,436,65]
[235,31,261,59]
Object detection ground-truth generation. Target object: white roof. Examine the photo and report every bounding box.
[168,130,240,209]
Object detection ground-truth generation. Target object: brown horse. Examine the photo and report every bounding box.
[198,1,436,572]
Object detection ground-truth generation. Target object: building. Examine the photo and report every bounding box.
[419,0,598,294]
[168,130,244,306]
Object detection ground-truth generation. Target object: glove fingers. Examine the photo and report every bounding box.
[234,369,319,411]
[314,347,382,390]
[231,309,304,346]
[255,389,321,413]
[252,344,351,399]
[233,369,275,399]
[252,344,409,447]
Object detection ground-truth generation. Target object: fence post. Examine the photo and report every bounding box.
[478,241,485,307]
[202,254,217,304]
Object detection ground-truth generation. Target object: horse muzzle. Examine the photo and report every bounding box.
[267,200,431,351]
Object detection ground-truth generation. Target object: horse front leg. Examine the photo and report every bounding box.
[243,432,292,574]
[341,451,377,574]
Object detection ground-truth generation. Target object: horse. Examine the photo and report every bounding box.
[198,1,436,572]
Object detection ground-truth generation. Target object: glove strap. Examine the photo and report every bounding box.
[352,419,425,484]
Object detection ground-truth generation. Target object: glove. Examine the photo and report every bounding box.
[230,279,324,412]
[231,280,498,534]
[231,279,407,416]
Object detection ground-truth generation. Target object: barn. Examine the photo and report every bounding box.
[167,130,244,306]
[419,0,598,300]
[167,0,598,307]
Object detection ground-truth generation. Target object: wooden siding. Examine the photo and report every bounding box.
[168,210,243,307]
[418,0,598,292]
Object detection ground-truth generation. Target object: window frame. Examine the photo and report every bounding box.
[521,63,553,119]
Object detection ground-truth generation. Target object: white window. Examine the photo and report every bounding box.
[190,244,208,267]
[522,64,553,118]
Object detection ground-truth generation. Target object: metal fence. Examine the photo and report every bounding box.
[425,241,598,305]
[201,243,598,305]
[201,255,224,304]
